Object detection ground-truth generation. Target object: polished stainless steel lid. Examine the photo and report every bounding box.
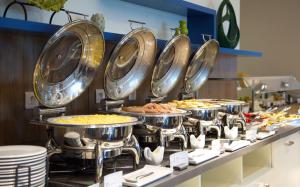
[33,20,105,108]
[151,35,191,97]
[184,39,219,94]
[104,28,156,100]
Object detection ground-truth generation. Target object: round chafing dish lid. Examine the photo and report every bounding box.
[151,35,191,97]
[184,39,219,94]
[33,20,105,108]
[104,28,157,100]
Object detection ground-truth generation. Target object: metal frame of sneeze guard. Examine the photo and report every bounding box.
[243,76,300,93]
[240,76,300,111]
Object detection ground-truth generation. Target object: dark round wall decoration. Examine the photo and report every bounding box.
[217,0,240,48]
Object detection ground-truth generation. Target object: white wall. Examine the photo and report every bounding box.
[1,0,240,42]
[238,0,300,80]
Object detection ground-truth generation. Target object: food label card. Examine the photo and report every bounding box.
[104,171,123,187]
[169,151,189,169]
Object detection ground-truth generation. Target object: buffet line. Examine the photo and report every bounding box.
[2,20,300,187]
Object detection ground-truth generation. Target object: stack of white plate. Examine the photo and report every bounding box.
[0,145,47,187]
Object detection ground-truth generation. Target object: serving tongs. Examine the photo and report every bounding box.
[247,107,278,123]
[281,106,291,113]
[266,107,278,113]
[258,106,292,132]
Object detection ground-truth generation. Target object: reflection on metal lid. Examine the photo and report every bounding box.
[151,35,191,97]
[104,28,156,100]
[40,32,82,84]
[33,20,105,108]
[184,39,219,94]
[108,38,139,81]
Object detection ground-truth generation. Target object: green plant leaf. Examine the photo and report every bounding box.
[28,0,67,12]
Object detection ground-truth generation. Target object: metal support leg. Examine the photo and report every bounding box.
[160,131,166,147]
[122,135,141,169]
[95,141,103,183]
[181,125,188,149]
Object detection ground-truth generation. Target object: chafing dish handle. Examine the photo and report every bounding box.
[45,126,62,158]
[174,125,188,150]
[236,119,247,134]
[207,126,221,138]
[174,134,188,150]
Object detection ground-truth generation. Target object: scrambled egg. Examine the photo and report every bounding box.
[170,99,218,109]
[259,112,300,131]
[53,114,133,125]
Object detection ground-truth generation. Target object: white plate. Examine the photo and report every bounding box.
[0,157,46,166]
[0,168,45,176]
[0,146,46,159]
[17,181,45,187]
[123,165,173,187]
[0,162,46,174]
[0,179,45,186]
[0,158,45,169]
[0,173,45,184]
[0,171,45,183]
[0,167,45,178]
[1,180,45,187]
[2,182,45,187]
[0,176,45,186]
[0,153,46,163]
[0,157,46,165]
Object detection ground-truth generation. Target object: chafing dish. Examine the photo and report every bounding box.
[187,107,223,138]
[45,115,141,181]
[114,108,191,149]
[186,106,221,121]
[89,23,156,177]
[178,40,221,139]
[208,99,249,114]
[206,99,249,134]
[171,101,223,139]
[31,20,142,182]
[121,34,191,150]
[100,22,157,157]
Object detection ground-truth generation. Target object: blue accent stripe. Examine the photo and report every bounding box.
[220,47,263,57]
[0,17,60,33]
[0,17,263,57]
